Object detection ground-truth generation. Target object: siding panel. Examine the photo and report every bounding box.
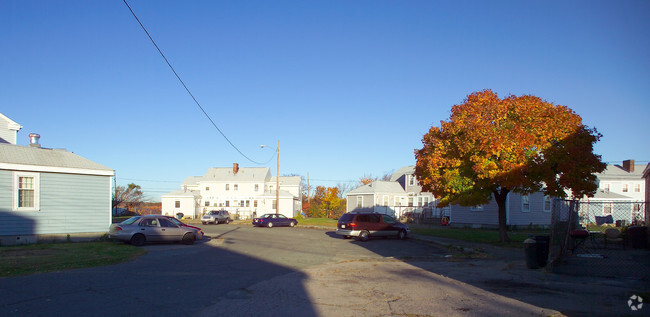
[0,171,111,235]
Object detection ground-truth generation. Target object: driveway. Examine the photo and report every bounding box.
[1,225,639,316]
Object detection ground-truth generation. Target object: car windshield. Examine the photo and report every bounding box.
[339,214,355,222]
[169,218,182,225]
[121,216,141,225]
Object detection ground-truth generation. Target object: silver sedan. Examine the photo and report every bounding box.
[109,215,202,246]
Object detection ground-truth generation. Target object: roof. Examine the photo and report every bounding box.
[161,189,200,197]
[390,166,414,182]
[201,167,271,182]
[0,113,22,131]
[597,164,645,181]
[347,181,406,195]
[182,176,203,186]
[0,143,113,176]
[271,176,302,186]
[589,189,640,200]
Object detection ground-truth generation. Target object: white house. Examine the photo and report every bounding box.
[161,164,302,220]
[346,166,435,218]
[0,113,114,245]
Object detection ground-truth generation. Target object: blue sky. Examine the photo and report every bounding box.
[2,0,649,201]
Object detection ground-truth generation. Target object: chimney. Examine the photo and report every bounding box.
[233,163,239,174]
[622,160,635,173]
[29,133,41,148]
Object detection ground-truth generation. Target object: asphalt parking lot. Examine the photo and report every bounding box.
[1,224,647,316]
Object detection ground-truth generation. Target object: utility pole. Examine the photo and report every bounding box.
[307,172,310,210]
[276,140,280,214]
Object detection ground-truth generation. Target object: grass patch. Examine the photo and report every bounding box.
[298,217,338,227]
[410,225,549,248]
[0,241,146,277]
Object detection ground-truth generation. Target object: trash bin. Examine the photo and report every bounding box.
[534,235,550,268]
[176,212,184,220]
[627,226,648,249]
[524,238,539,269]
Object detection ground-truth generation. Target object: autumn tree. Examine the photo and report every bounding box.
[308,185,346,218]
[113,183,144,211]
[415,90,606,242]
[359,174,376,186]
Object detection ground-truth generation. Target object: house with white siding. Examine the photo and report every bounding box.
[0,113,114,245]
[346,166,435,218]
[161,164,302,220]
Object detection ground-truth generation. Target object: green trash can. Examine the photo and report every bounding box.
[524,238,539,269]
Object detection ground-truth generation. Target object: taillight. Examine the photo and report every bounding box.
[349,223,356,228]
[115,226,123,231]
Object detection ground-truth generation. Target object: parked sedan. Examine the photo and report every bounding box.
[109,215,202,246]
[164,216,204,240]
[252,213,298,228]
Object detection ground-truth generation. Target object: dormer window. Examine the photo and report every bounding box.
[409,175,415,186]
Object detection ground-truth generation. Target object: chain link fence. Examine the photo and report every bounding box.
[549,200,650,279]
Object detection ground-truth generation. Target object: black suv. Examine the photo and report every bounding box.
[336,212,410,241]
[201,210,232,225]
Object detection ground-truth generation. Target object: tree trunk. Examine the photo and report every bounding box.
[493,188,510,243]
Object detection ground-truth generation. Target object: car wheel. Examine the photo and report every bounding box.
[226,219,230,224]
[182,233,195,245]
[397,229,407,240]
[130,234,146,246]
[267,222,273,228]
[357,230,370,242]
[289,221,295,227]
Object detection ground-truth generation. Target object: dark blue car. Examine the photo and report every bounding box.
[252,213,298,228]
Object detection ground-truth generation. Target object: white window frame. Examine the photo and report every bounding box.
[604,184,610,193]
[255,184,259,192]
[175,200,180,208]
[356,196,363,208]
[382,195,389,206]
[13,172,40,211]
[225,184,230,191]
[409,175,415,186]
[634,184,640,192]
[543,196,552,213]
[622,184,628,193]
[521,195,530,212]
[234,184,238,191]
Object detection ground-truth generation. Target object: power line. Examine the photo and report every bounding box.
[122,0,274,165]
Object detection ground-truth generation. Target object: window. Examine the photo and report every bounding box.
[234,184,238,191]
[246,200,250,207]
[225,184,230,191]
[382,215,396,224]
[383,196,389,206]
[225,201,230,207]
[205,201,210,207]
[604,184,610,193]
[423,196,430,207]
[205,186,210,191]
[14,173,39,211]
[395,197,402,206]
[175,200,180,208]
[357,196,363,208]
[409,175,415,186]
[272,200,277,210]
[603,203,612,215]
[408,197,414,207]
[544,196,552,212]
[634,184,640,192]
[622,184,628,192]
[254,200,258,207]
[522,195,530,212]
[255,184,259,192]
[418,197,423,207]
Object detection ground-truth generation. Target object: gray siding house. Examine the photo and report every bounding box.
[0,114,113,245]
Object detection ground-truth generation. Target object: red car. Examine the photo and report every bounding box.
[163,216,204,239]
